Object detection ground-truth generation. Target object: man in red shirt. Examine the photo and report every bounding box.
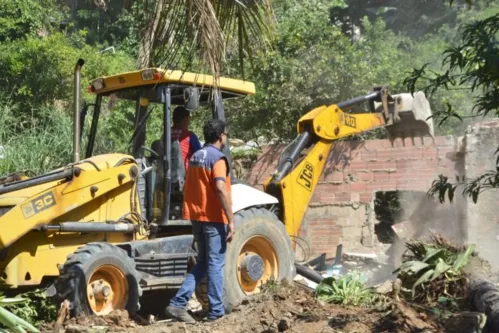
[151,106,202,170]
[166,119,235,323]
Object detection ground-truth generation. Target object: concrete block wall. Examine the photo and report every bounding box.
[247,135,461,259]
[463,120,499,271]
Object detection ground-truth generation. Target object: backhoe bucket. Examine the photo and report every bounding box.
[375,91,435,142]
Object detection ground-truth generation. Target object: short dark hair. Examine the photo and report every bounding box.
[203,119,226,144]
[173,106,190,125]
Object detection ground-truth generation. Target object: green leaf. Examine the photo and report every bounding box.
[431,259,452,280]
[453,244,475,271]
[422,248,445,263]
[0,298,27,306]
[408,261,431,274]
[412,269,434,297]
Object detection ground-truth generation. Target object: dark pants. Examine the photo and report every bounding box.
[169,221,227,319]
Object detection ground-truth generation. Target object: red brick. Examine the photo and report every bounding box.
[396,180,429,191]
[364,139,386,150]
[389,172,404,181]
[323,171,344,182]
[348,161,367,171]
[372,171,391,182]
[333,192,351,202]
[311,192,322,203]
[357,172,373,182]
[391,147,422,160]
[329,183,352,192]
[380,181,397,190]
[360,192,373,203]
[396,160,427,170]
[349,150,362,161]
[350,182,366,192]
[424,159,439,169]
[370,161,397,170]
[360,150,377,161]
[376,150,392,161]
[422,148,438,159]
[366,183,382,192]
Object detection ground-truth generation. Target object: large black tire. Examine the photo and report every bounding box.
[54,242,142,317]
[195,207,296,309]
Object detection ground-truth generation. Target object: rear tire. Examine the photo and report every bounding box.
[195,207,295,309]
[54,242,142,317]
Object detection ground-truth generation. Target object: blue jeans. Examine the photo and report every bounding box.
[169,221,227,319]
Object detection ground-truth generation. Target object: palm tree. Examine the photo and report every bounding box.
[96,0,275,79]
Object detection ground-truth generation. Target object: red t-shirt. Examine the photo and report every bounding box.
[171,128,202,170]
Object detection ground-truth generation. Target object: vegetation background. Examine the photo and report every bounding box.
[0,0,497,178]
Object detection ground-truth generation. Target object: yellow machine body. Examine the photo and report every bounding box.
[264,90,434,242]
[0,67,256,290]
[0,154,147,287]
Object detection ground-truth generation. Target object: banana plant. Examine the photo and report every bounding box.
[394,241,475,299]
[0,295,39,333]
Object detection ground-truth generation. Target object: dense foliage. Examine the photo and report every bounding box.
[0,0,496,177]
[407,1,499,202]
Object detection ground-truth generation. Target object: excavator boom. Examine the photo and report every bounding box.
[263,87,434,241]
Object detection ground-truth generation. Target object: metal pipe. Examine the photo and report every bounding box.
[162,86,172,225]
[336,91,380,110]
[85,96,102,158]
[0,169,73,195]
[42,222,138,233]
[73,58,85,163]
[295,263,324,284]
[213,90,234,180]
[271,132,311,183]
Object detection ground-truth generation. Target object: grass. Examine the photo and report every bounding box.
[0,100,73,177]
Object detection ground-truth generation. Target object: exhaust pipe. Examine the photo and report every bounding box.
[73,58,85,163]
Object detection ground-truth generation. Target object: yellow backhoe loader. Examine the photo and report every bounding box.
[0,59,433,317]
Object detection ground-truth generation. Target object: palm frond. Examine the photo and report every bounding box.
[137,0,274,83]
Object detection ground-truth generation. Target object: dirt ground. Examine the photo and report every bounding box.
[42,281,444,333]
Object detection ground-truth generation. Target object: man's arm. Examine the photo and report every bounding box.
[213,159,235,242]
[190,132,202,153]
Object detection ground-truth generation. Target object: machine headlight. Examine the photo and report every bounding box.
[91,78,105,91]
[141,69,161,81]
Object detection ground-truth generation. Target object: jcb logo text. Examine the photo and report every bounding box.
[297,162,314,191]
[344,115,356,128]
[21,192,56,218]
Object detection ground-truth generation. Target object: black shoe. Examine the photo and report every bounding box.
[165,305,196,324]
[202,314,223,322]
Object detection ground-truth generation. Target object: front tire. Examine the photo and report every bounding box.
[195,208,295,308]
[54,242,142,317]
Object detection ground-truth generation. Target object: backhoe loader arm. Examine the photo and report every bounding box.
[262,87,434,242]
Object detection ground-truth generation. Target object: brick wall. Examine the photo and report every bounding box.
[247,135,461,258]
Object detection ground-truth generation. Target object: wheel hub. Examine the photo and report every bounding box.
[87,265,128,315]
[240,254,264,283]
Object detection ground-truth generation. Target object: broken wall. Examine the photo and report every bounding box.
[464,120,499,271]
[248,136,462,259]
[247,120,499,267]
